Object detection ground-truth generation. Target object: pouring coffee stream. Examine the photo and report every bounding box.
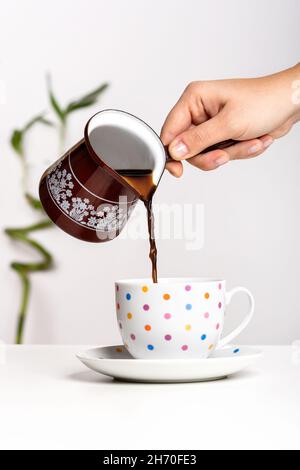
[116,169,158,284]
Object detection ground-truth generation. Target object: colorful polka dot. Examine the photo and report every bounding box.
[165,334,172,341]
[143,304,150,311]
[218,302,222,309]
[204,293,210,299]
[142,286,148,293]
[185,324,191,331]
[181,345,188,351]
[147,344,154,351]
[116,285,119,291]
[117,303,120,310]
[233,348,240,354]
[130,334,136,340]
[216,323,220,330]
[127,313,132,319]
[185,304,192,310]
[204,312,210,319]
[218,283,222,290]
[164,313,171,320]
[144,324,151,331]
[185,285,191,291]
[115,347,123,353]
[201,334,207,341]
[208,344,214,351]
[126,293,131,300]
[119,321,122,329]
[163,293,171,300]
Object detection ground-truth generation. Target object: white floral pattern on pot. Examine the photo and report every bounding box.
[46,162,129,232]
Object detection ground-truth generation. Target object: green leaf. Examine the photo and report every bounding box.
[25,193,44,210]
[65,82,109,115]
[46,75,66,123]
[10,113,53,157]
[24,114,54,130]
[10,130,23,156]
[49,91,65,123]
[38,117,54,126]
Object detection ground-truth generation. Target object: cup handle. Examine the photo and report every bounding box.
[217,287,255,348]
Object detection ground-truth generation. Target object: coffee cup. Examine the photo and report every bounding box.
[115,278,254,359]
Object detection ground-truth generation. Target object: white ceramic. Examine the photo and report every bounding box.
[77,345,262,383]
[115,278,255,359]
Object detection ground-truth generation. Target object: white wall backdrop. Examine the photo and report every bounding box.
[0,0,300,344]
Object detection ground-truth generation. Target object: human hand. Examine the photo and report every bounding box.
[161,64,300,176]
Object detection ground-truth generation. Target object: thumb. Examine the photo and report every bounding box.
[168,109,232,160]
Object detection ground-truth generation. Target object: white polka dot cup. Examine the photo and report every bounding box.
[115,278,255,359]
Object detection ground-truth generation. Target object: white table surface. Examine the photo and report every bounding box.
[0,345,299,450]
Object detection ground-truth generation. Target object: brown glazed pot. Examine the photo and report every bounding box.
[39,136,139,244]
[39,108,236,243]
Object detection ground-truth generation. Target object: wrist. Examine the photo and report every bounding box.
[282,64,300,122]
[291,64,300,121]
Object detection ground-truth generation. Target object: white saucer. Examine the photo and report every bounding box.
[76,345,262,383]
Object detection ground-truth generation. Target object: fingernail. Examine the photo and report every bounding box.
[248,143,262,155]
[215,155,229,167]
[263,138,273,148]
[171,141,188,158]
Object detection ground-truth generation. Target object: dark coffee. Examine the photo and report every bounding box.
[144,197,158,283]
[117,169,158,283]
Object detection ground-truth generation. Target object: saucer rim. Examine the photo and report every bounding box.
[76,344,263,364]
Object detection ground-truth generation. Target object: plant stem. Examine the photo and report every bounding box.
[6,220,53,236]
[5,220,54,343]
[16,147,29,195]
[15,269,30,345]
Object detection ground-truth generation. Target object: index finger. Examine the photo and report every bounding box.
[160,98,192,145]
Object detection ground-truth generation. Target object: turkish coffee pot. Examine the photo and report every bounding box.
[39,109,235,242]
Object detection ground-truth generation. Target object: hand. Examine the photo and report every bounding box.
[161,64,300,177]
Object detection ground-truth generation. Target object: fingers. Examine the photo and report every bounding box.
[225,135,273,160]
[166,160,184,178]
[187,135,274,171]
[166,134,274,174]
[188,149,230,171]
[160,100,192,146]
[160,84,208,146]
[168,108,231,160]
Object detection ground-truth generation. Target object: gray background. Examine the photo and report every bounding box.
[0,0,299,344]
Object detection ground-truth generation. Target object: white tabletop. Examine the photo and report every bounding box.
[0,345,299,450]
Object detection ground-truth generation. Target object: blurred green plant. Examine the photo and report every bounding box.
[5,77,109,344]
